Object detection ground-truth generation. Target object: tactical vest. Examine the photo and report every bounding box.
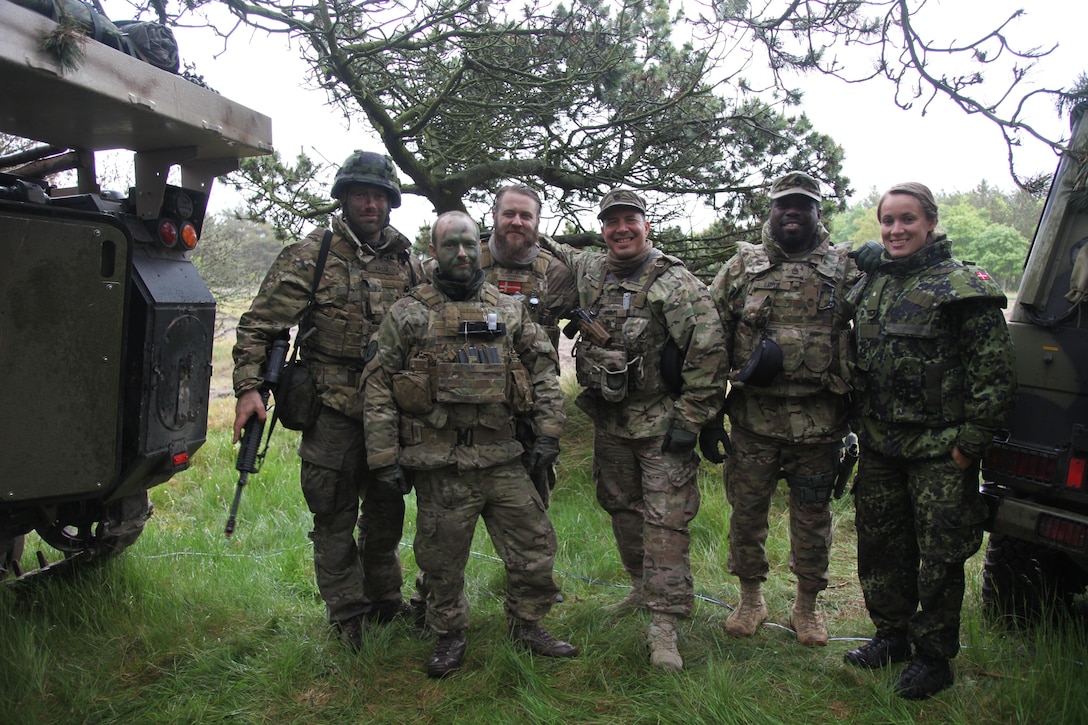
[731,241,853,396]
[306,235,419,362]
[573,254,677,402]
[853,253,1005,426]
[391,284,531,456]
[480,241,560,342]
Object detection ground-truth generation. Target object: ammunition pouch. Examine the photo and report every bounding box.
[435,361,507,404]
[785,470,837,503]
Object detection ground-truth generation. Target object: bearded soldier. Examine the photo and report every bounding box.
[709,171,863,647]
[232,151,422,650]
[364,211,577,679]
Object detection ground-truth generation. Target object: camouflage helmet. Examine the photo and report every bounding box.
[331,150,402,208]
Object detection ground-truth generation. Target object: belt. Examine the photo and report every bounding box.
[422,423,515,446]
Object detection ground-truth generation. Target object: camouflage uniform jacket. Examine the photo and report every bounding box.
[847,235,1016,460]
[364,281,565,472]
[711,222,861,443]
[424,237,578,350]
[232,215,422,417]
[545,240,727,439]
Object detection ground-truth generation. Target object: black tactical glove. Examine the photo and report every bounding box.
[374,464,411,496]
[847,241,884,274]
[698,424,734,464]
[528,436,561,472]
[661,425,698,454]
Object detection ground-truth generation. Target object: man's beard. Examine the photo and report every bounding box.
[491,231,538,266]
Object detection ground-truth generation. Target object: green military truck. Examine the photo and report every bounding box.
[980,100,1088,620]
[0,0,272,578]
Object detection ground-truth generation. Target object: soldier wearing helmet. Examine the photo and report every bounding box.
[708,171,865,648]
[232,150,423,651]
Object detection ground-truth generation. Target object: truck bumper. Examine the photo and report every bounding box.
[981,484,1088,557]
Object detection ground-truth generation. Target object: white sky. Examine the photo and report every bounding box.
[142,0,1087,229]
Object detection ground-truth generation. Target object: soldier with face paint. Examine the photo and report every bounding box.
[232,151,423,651]
[364,211,578,679]
[709,171,864,648]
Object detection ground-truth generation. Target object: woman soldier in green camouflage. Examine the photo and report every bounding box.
[844,182,1017,700]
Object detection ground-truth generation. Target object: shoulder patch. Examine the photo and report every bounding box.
[364,339,379,363]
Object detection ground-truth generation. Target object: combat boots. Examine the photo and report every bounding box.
[725,578,768,638]
[427,631,467,678]
[790,587,829,646]
[647,612,683,671]
[605,578,644,613]
[334,615,364,652]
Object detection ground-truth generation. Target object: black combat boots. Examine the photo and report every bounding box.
[427,631,467,678]
[843,630,912,669]
[509,624,579,657]
[894,654,954,700]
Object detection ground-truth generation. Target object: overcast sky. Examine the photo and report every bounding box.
[151,0,1087,228]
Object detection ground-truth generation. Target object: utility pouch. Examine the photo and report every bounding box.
[735,337,783,387]
[576,344,630,403]
[391,367,434,415]
[508,364,534,414]
[435,362,507,404]
[276,354,320,431]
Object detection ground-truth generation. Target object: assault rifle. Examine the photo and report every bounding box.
[224,332,290,537]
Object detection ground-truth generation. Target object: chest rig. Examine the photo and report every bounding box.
[854,263,968,426]
[733,242,852,396]
[574,254,675,402]
[306,237,419,362]
[481,242,558,334]
[393,284,532,441]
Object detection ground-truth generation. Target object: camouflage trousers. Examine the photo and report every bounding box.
[593,429,700,616]
[299,406,405,624]
[725,427,836,591]
[854,447,987,660]
[412,459,560,635]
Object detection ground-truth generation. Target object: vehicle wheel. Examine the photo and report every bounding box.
[982,532,1088,625]
[36,492,152,560]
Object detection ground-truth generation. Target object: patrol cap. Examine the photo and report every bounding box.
[597,188,647,219]
[331,150,402,208]
[768,171,822,203]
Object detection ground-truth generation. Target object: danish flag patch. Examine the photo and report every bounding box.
[498,280,523,294]
[975,270,991,281]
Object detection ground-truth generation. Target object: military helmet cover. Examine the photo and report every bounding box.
[332,150,402,208]
[768,171,823,202]
[598,188,647,219]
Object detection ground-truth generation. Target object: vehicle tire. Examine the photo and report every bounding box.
[36,492,152,560]
[981,532,1088,625]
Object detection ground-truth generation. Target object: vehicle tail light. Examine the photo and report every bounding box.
[984,442,1058,483]
[180,221,198,249]
[158,218,178,247]
[1037,513,1088,550]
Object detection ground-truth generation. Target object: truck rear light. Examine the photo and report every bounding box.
[1037,513,1088,550]
[984,442,1058,482]
[1065,456,1086,490]
[158,218,178,247]
[180,221,198,249]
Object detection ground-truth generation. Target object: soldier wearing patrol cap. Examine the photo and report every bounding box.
[232,150,423,651]
[540,188,727,671]
[708,170,864,647]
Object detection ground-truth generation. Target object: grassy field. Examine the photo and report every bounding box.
[2,356,1086,723]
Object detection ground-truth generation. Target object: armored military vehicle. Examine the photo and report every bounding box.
[0,0,272,578]
[980,100,1088,620]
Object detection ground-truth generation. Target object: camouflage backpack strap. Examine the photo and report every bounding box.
[409,283,444,308]
[532,246,554,277]
[631,253,679,309]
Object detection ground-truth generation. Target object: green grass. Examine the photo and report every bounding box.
[3,382,1086,724]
